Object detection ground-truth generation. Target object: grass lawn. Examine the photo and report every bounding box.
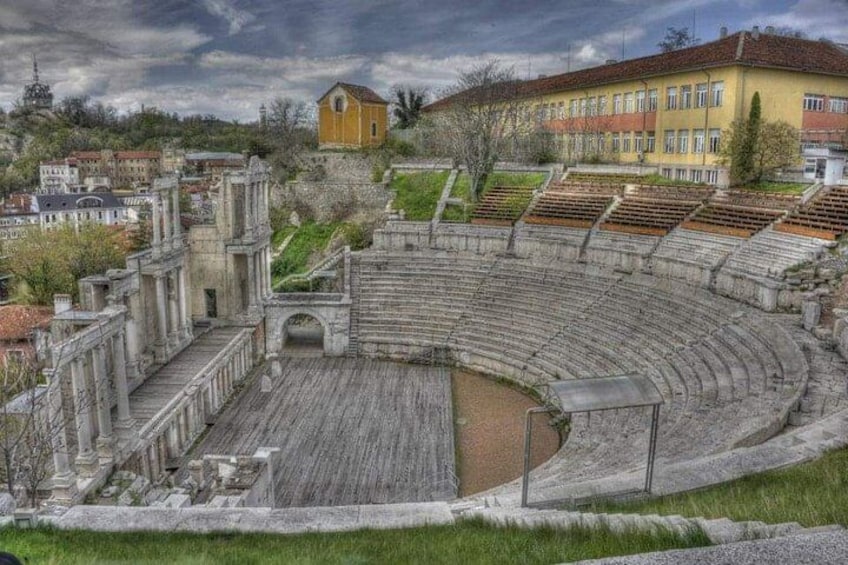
[0,520,709,565]
[736,181,809,194]
[390,170,450,221]
[271,225,298,249]
[271,220,341,285]
[445,171,546,222]
[591,447,848,527]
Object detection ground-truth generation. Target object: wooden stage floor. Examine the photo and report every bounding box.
[188,357,457,507]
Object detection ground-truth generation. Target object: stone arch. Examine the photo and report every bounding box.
[279,311,328,353]
[265,301,349,357]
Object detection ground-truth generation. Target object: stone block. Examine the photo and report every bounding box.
[163,494,192,508]
[0,493,15,516]
[802,301,821,331]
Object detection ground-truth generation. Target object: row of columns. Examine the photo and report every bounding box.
[50,330,135,486]
[154,266,191,359]
[243,177,269,239]
[139,336,253,481]
[247,246,272,310]
[151,186,182,256]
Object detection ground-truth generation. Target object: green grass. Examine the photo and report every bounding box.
[271,220,341,283]
[0,520,709,565]
[737,181,809,194]
[271,225,298,249]
[446,171,546,222]
[441,202,470,223]
[591,446,848,527]
[390,170,450,221]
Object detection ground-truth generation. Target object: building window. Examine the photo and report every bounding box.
[678,130,689,153]
[803,94,825,112]
[622,132,632,153]
[666,86,678,110]
[708,128,721,153]
[598,134,606,153]
[598,95,607,115]
[557,101,565,118]
[648,89,658,111]
[371,121,377,137]
[588,97,597,116]
[706,170,719,185]
[612,94,622,115]
[690,169,703,183]
[696,83,708,108]
[634,132,644,153]
[624,92,634,113]
[693,129,705,153]
[612,133,620,152]
[333,96,344,112]
[635,90,645,112]
[570,99,578,117]
[664,130,675,153]
[646,131,655,153]
[711,81,724,107]
[676,168,688,181]
[829,97,848,113]
[662,168,672,178]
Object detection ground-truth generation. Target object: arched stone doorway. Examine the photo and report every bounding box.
[281,313,326,355]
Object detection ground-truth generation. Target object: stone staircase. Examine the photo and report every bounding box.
[454,505,845,545]
[346,258,361,357]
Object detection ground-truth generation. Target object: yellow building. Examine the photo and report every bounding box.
[317,82,389,149]
[425,27,848,186]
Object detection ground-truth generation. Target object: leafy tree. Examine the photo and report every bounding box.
[5,224,128,305]
[658,26,698,52]
[392,86,427,129]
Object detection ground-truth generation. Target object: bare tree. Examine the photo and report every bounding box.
[435,60,531,202]
[265,97,316,182]
[658,26,699,52]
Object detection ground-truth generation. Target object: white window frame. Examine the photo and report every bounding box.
[677,130,689,153]
[666,87,678,110]
[664,130,675,153]
[829,97,848,113]
[708,128,721,153]
[613,94,622,115]
[803,94,825,112]
[648,89,658,111]
[696,83,708,108]
[635,90,645,113]
[624,92,634,113]
[710,81,724,107]
[693,129,705,154]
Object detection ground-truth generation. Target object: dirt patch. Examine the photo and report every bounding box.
[453,370,561,497]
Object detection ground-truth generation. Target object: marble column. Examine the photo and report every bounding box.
[151,193,162,255]
[113,331,134,430]
[92,344,114,464]
[168,272,180,344]
[162,193,172,251]
[155,275,168,353]
[71,357,98,476]
[47,369,77,501]
[171,186,181,242]
[178,267,190,337]
[247,253,257,309]
[124,314,141,379]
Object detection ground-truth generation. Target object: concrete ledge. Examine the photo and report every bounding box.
[46,502,455,534]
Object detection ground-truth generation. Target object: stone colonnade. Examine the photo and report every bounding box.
[136,330,254,482]
[247,246,273,309]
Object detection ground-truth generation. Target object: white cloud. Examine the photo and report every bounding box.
[746,0,848,42]
[201,0,257,36]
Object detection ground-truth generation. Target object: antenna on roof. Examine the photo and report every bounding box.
[691,9,697,46]
[621,28,626,59]
[32,53,39,83]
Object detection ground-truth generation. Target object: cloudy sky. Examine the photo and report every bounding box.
[1,0,846,122]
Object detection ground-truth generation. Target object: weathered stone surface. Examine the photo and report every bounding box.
[0,493,15,515]
[803,301,822,330]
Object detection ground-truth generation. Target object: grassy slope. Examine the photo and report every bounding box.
[390,170,450,221]
[444,171,546,222]
[592,446,848,527]
[737,181,809,194]
[0,520,709,565]
[271,221,340,283]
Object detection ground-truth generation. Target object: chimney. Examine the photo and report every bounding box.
[719,26,728,39]
[53,294,71,315]
[605,59,618,65]
[752,26,760,39]
[537,74,547,79]
[765,26,775,35]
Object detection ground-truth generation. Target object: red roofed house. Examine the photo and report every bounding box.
[317,82,389,149]
[424,27,848,186]
[0,305,53,367]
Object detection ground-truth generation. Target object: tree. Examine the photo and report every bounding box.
[264,97,316,182]
[5,224,128,305]
[658,27,698,52]
[720,107,799,185]
[392,86,427,129]
[436,60,530,202]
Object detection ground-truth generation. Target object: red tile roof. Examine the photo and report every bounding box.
[0,306,53,342]
[424,31,848,112]
[319,82,389,105]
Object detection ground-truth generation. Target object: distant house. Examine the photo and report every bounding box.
[33,193,127,231]
[0,305,53,366]
[69,150,162,190]
[317,82,388,149]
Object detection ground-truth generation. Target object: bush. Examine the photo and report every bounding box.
[342,223,372,250]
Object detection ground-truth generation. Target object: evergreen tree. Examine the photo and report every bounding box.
[732,92,761,185]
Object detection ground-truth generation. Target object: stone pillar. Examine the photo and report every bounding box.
[92,344,114,464]
[167,423,180,460]
[265,246,272,296]
[254,252,262,306]
[247,253,257,309]
[47,369,78,502]
[71,357,98,477]
[113,331,134,430]
[155,275,168,354]
[178,267,190,337]
[168,272,180,343]
[171,185,181,242]
[162,192,172,250]
[152,193,162,254]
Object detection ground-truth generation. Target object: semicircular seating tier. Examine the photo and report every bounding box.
[352,250,806,490]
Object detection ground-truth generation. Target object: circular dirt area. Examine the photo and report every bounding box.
[453,370,561,497]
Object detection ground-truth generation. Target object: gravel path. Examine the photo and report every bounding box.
[453,370,561,497]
